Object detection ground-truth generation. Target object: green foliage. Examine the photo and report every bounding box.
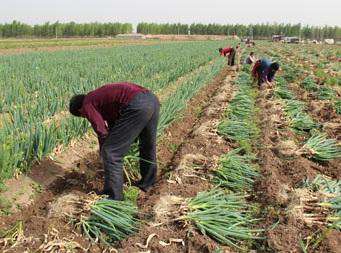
[315,69,327,80]
[0,20,132,38]
[325,77,340,86]
[213,149,259,191]
[274,86,295,99]
[183,190,261,249]
[80,199,139,245]
[124,186,140,203]
[301,76,318,92]
[218,120,259,144]
[317,87,336,100]
[0,41,226,182]
[136,22,340,40]
[137,22,189,35]
[289,112,318,133]
[283,99,306,117]
[302,133,341,161]
[334,100,341,115]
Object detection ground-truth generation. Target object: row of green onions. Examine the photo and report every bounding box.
[179,190,262,250]
[0,41,227,183]
[190,68,263,249]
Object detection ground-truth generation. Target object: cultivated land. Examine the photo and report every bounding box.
[0,39,340,253]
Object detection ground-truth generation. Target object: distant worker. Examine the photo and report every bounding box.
[252,58,280,88]
[235,44,242,71]
[218,47,236,66]
[69,83,160,201]
[245,52,257,65]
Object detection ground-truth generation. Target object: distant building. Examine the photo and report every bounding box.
[284,37,300,43]
[272,35,285,42]
[324,39,335,45]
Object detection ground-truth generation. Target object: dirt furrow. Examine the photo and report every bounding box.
[255,90,340,252]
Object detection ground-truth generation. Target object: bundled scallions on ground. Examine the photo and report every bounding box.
[300,175,340,229]
[227,93,254,120]
[213,149,259,191]
[303,174,341,194]
[67,193,139,246]
[283,99,306,117]
[274,86,294,99]
[335,99,341,115]
[176,190,262,249]
[218,120,259,145]
[317,87,336,100]
[289,112,318,133]
[301,76,318,92]
[218,72,258,149]
[298,133,341,161]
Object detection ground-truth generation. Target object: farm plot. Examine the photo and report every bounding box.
[0,40,236,252]
[0,40,226,183]
[0,41,340,253]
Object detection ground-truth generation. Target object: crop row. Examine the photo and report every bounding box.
[0,41,226,182]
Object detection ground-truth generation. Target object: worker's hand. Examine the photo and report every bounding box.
[98,135,108,154]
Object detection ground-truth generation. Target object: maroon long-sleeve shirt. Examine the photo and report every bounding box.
[220,47,233,56]
[79,82,148,142]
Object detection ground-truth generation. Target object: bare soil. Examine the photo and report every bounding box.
[254,89,340,253]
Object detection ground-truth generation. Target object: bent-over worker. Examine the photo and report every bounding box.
[219,47,236,66]
[69,83,160,200]
[252,58,280,88]
[244,52,256,65]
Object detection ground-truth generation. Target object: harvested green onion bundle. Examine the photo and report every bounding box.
[305,175,341,194]
[301,76,318,91]
[289,112,317,132]
[235,72,251,86]
[77,196,139,245]
[213,149,259,191]
[317,87,335,100]
[300,133,341,161]
[283,99,306,117]
[227,94,254,120]
[326,196,341,229]
[274,86,294,99]
[179,190,261,249]
[218,120,259,143]
[335,100,341,115]
[275,76,287,87]
[296,175,340,230]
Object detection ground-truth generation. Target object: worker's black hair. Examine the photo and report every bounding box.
[270,62,280,71]
[218,48,223,52]
[250,52,255,55]
[69,94,85,117]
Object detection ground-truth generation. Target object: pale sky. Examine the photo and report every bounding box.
[0,0,340,27]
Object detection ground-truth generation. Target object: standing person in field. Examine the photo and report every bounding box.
[234,44,242,71]
[252,58,280,89]
[244,52,257,65]
[69,83,160,201]
[218,47,236,66]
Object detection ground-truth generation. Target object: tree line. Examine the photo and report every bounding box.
[0,20,339,40]
[137,23,340,40]
[0,21,133,38]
